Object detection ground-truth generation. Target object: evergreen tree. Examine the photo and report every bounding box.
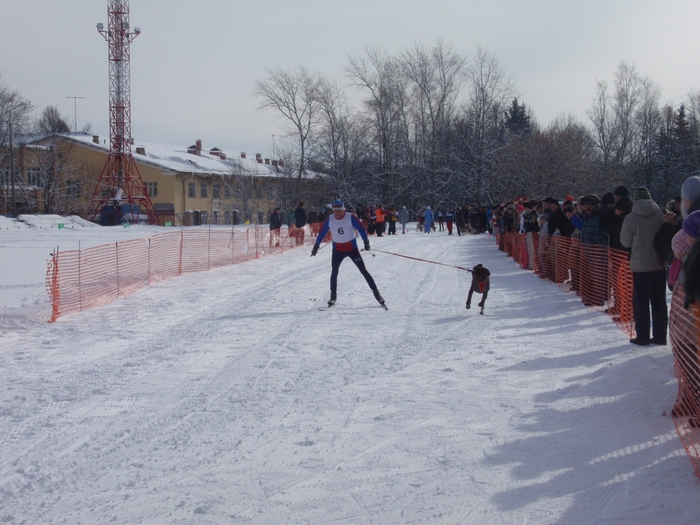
[504,98,531,137]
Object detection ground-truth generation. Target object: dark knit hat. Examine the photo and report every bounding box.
[683,210,700,238]
[633,187,651,201]
[601,192,615,206]
[614,185,629,197]
[614,196,632,213]
[581,195,598,206]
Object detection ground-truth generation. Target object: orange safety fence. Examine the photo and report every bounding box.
[45,225,316,322]
[498,232,635,335]
[498,230,700,480]
[669,283,700,479]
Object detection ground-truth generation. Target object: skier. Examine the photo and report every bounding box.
[311,200,385,308]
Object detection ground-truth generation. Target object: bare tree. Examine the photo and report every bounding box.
[346,46,411,203]
[587,79,617,179]
[492,113,595,201]
[613,62,644,167]
[401,40,466,204]
[253,66,321,189]
[0,74,35,214]
[225,163,257,223]
[631,77,662,190]
[588,62,650,184]
[314,75,370,202]
[35,105,71,134]
[462,46,516,203]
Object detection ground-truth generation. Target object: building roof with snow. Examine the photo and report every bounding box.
[18,132,319,179]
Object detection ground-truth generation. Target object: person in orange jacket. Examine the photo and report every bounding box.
[375,205,386,237]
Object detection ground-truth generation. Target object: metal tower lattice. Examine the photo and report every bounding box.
[87,0,159,225]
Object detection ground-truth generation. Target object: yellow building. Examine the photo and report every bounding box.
[5,133,325,225]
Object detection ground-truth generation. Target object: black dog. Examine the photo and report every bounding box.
[466,264,490,315]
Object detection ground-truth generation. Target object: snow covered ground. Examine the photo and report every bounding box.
[1,222,699,524]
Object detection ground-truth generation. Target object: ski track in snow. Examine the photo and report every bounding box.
[0,229,699,524]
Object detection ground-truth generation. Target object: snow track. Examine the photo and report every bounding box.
[1,231,698,524]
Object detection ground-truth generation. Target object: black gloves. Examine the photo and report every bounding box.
[364,239,371,251]
[311,245,319,257]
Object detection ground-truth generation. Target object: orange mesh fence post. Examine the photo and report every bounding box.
[669,283,700,480]
[608,248,635,336]
[46,251,60,323]
[115,237,150,297]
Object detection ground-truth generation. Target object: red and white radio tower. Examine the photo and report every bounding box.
[88,0,159,225]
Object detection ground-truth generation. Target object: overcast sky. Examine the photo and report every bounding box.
[2,0,699,158]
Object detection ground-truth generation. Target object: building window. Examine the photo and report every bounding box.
[188,182,196,198]
[201,182,208,198]
[65,179,81,198]
[224,184,232,199]
[27,167,41,187]
[213,183,220,199]
[146,181,158,197]
[256,187,262,199]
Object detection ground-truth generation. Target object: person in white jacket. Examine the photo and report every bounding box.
[620,187,666,346]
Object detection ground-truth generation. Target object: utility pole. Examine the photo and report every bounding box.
[66,96,85,134]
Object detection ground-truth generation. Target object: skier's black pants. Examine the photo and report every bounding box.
[330,248,377,293]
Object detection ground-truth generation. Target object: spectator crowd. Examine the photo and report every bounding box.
[491,178,700,432]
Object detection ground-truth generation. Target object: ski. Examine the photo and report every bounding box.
[318,303,387,311]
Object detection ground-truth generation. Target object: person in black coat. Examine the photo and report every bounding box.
[307,206,319,237]
[269,207,283,247]
[547,198,567,235]
[294,201,307,245]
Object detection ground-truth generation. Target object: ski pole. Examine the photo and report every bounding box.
[371,248,471,272]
